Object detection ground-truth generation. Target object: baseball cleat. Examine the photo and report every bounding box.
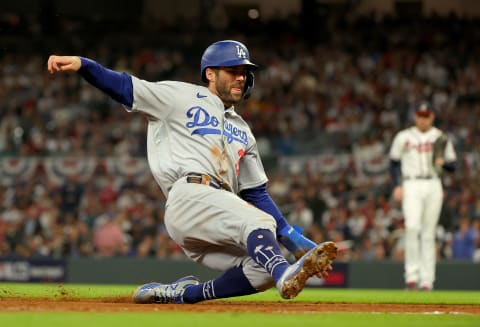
[276,241,337,299]
[405,281,417,291]
[420,285,432,291]
[133,275,200,304]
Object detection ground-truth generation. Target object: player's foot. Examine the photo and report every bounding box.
[420,285,432,291]
[276,241,337,299]
[133,275,200,304]
[405,281,417,291]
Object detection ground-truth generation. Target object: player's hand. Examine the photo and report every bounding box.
[47,55,82,74]
[435,157,445,168]
[393,186,403,202]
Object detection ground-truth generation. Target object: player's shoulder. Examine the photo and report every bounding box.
[153,80,202,89]
[394,126,414,138]
[162,81,213,95]
[429,126,442,135]
[135,79,213,98]
[411,125,441,138]
[132,78,203,89]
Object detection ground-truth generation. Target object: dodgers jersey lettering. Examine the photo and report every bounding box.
[389,126,456,178]
[129,77,267,196]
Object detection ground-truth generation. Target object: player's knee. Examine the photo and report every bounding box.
[244,220,277,242]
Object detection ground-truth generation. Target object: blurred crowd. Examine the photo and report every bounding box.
[0,10,479,262]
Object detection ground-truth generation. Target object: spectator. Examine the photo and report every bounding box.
[287,197,314,232]
[58,175,84,217]
[451,217,478,260]
[347,201,368,242]
[1,12,480,261]
[93,212,127,257]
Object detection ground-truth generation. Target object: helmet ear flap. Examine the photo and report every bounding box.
[243,71,254,99]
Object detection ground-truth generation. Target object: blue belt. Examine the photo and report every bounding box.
[186,174,222,189]
[403,175,434,180]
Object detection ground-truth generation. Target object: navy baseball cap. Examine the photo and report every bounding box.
[415,102,434,117]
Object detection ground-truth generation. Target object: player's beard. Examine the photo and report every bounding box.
[215,79,243,105]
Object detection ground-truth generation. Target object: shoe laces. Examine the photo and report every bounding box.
[154,283,182,303]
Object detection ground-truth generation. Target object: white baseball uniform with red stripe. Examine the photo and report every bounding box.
[389,125,456,288]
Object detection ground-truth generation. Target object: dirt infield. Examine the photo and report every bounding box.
[1,297,479,314]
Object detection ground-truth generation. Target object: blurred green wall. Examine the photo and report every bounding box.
[67,258,480,290]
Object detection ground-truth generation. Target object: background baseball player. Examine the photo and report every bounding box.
[389,103,456,290]
[47,40,337,303]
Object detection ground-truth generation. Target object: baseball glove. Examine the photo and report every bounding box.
[432,133,449,174]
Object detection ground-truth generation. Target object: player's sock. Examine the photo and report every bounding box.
[182,266,257,303]
[246,229,290,282]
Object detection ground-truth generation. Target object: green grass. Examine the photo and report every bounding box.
[240,287,480,305]
[0,313,478,327]
[0,282,133,299]
[1,283,479,327]
[2,283,480,305]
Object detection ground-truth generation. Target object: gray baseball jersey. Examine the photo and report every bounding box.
[127,77,276,290]
[128,77,268,196]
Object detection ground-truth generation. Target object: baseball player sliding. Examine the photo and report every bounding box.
[389,103,456,290]
[47,40,337,303]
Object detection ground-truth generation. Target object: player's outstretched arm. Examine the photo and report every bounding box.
[47,55,82,74]
[47,56,133,107]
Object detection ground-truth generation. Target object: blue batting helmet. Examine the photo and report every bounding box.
[200,40,258,99]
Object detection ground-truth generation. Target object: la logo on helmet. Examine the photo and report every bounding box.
[236,45,247,59]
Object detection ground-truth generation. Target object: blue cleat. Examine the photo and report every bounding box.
[133,275,200,304]
[276,241,337,299]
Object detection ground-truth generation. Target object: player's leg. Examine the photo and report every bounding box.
[164,178,336,300]
[181,241,336,302]
[164,180,288,275]
[132,180,278,304]
[182,266,258,303]
[165,182,292,288]
[402,181,424,288]
[133,244,335,304]
[133,252,264,304]
[419,180,443,290]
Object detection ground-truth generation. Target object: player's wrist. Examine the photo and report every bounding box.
[278,225,316,255]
